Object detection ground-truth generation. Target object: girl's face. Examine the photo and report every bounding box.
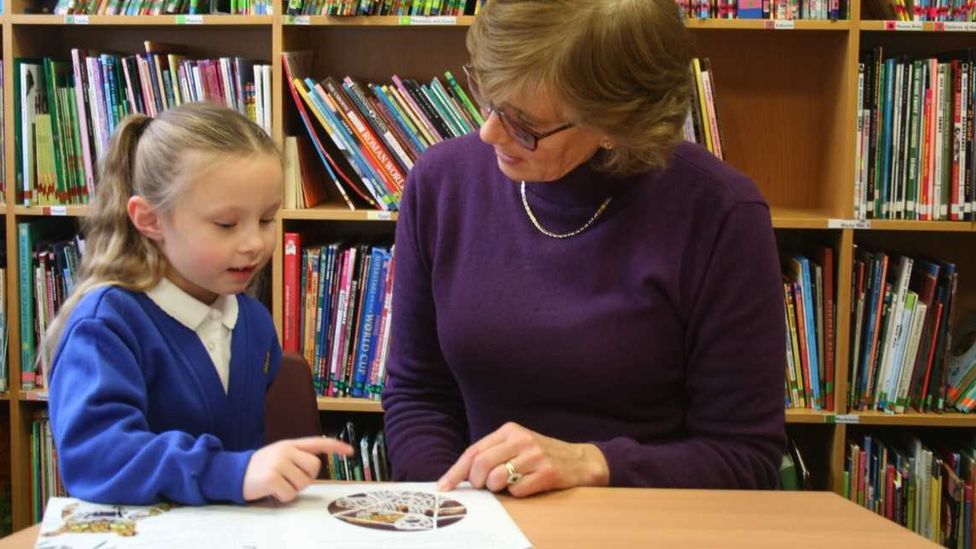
[157,153,283,304]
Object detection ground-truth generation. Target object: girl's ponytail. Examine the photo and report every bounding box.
[39,114,165,370]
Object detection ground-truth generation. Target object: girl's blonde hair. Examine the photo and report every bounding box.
[40,102,280,368]
[466,0,693,175]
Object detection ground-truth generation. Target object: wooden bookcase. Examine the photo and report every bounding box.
[0,0,973,534]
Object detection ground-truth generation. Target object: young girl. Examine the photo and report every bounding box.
[43,102,352,506]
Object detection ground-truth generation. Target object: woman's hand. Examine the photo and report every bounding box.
[243,437,354,502]
[436,422,610,497]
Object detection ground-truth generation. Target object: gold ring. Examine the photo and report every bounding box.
[505,460,523,485]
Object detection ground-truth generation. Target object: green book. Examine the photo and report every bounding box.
[42,59,69,206]
[444,70,484,126]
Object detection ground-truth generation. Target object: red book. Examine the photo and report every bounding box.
[951,60,962,220]
[283,232,302,354]
[919,301,944,404]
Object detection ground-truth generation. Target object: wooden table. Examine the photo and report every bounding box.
[0,488,940,548]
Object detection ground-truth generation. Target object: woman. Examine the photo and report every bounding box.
[382,0,786,497]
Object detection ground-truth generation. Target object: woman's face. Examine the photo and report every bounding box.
[478,86,606,183]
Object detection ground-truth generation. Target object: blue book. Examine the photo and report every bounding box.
[18,222,38,390]
[364,249,391,400]
[311,245,334,395]
[350,247,386,398]
[370,83,428,154]
[303,78,394,208]
[99,55,118,133]
[859,253,887,404]
[792,255,822,409]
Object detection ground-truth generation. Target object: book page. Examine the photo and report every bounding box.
[35,482,532,549]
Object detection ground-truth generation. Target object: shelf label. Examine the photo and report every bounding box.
[764,19,795,29]
[367,211,393,221]
[834,414,859,424]
[45,205,68,216]
[827,218,871,229]
[937,21,976,31]
[884,20,923,31]
[399,15,457,25]
[176,14,204,24]
[285,15,310,24]
[65,14,89,24]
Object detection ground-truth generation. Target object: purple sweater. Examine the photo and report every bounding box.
[383,134,786,489]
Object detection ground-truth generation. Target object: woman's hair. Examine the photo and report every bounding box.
[40,102,280,368]
[466,0,694,175]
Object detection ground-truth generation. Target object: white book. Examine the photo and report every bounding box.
[874,256,913,410]
[891,62,904,217]
[37,483,531,549]
[883,291,915,410]
[934,64,947,220]
[262,65,272,134]
[894,298,927,413]
[219,57,236,111]
[959,63,969,217]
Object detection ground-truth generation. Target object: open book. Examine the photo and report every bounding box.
[36,483,532,549]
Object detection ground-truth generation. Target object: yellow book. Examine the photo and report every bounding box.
[283,136,300,210]
[34,114,58,206]
[691,58,713,154]
[784,283,805,408]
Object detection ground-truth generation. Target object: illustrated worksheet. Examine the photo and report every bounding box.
[34,483,532,549]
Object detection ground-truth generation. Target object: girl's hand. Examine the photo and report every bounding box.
[436,422,610,497]
[243,437,354,502]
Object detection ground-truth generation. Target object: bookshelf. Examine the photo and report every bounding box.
[0,2,972,541]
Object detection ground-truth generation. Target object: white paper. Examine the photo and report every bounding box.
[35,483,532,549]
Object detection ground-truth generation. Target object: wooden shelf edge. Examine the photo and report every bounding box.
[771,215,976,231]
[281,207,398,222]
[316,397,382,412]
[860,20,976,32]
[10,14,274,25]
[13,205,88,217]
[17,391,48,402]
[786,409,836,423]
[865,220,976,232]
[281,14,476,27]
[684,18,851,30]
[852,411,976,426]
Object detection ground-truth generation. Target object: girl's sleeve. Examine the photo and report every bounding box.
[49,315,253,505]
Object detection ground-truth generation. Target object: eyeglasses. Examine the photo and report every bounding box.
[463,64,574,151]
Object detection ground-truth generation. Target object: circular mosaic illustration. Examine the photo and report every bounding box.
[328,490,467,531]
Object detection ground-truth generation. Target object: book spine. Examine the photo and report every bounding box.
[323,78,405,198]
[18,223,36,390]
[283,232,301,354]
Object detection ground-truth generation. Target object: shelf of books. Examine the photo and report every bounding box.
[9,14,274,24]
[12,205,87,217]
[279,207,398,222]
[317,396,382,413]
[282,14,477,26]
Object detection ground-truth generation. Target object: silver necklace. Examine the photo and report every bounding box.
[519,181,612,239]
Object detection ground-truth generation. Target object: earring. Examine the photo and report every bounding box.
[600,139,614,150]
